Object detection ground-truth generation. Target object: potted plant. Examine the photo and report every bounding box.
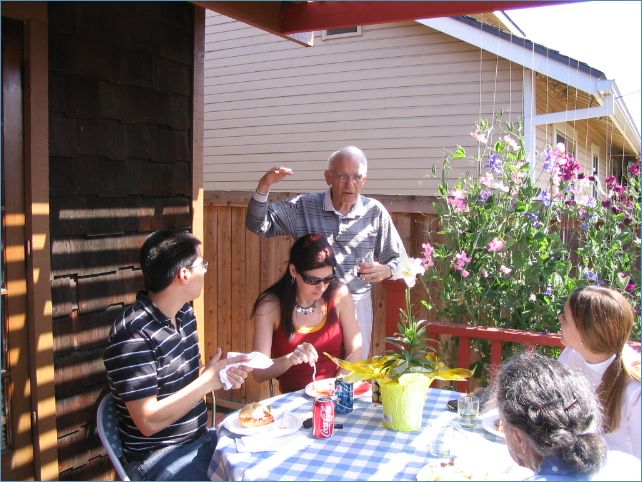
[327,257,472,431]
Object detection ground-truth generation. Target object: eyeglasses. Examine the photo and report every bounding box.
[333,172,365,184]
[299,271,336,286]
[188,260,208,272]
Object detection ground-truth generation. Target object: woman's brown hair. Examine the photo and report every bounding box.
[568,286,640,432]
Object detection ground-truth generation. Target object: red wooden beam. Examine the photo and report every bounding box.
[280,1,572,34]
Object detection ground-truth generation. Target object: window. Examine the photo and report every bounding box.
[554,127,577,159]
[322,26,362,40]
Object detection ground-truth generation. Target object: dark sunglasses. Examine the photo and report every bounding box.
[299,270,336,286]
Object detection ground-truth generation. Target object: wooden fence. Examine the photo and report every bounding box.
[203,191,438,409]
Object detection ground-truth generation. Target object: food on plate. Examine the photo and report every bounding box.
[494,418,504,433]
[314,381,335,397]
[417,457,489,481]
[239,402,274,428]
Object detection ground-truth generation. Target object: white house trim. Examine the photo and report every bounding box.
[419,16,640,154]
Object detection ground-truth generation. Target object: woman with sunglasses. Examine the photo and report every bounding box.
[250,233,363,393]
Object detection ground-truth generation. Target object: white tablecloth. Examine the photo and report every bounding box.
[208,387,520,481]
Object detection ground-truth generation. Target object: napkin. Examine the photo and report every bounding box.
[219,351,274,390]
[235,432,312,453]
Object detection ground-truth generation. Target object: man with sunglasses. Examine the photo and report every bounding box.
[104,230,252,480]
[246,146,407,358]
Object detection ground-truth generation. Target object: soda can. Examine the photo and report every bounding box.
[312,397,335,438]
[334,378,353,413]
[372,380,382,404]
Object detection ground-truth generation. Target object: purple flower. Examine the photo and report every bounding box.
[629,164,640,176]
[534,190,552,207]
[583,267,599,282]
[486,155,504,174]
[626,282,637,293]
[624,217,633,225]
[602,199,611,208]
[545,286,553,296]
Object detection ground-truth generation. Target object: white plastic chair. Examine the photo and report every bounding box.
[97,393,131,481]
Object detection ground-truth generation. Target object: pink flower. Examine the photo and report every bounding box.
[480,172,495,187]
[448,189,469,213]
[480,269,489,278]
[529,294,537,302]
[453,251,472,272]
[487,237,505,253]
[499,265,512,275]
[460,269,470,278]
[626,282,637,293]
[421,242,435,269]
[470,130,488,144]
[455,251,472,265]
[503,135,519,151]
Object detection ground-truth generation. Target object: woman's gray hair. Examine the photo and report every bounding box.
[327,146,368,172]
[497,352,607,475]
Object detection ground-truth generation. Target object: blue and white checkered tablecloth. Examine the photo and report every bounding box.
[208,387,516,481]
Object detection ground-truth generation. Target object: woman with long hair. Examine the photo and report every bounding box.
[251,233,363,393]
[558,285,640,458]
[496,352,640,480]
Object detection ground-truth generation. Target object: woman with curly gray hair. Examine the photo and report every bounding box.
[496,352,640,480]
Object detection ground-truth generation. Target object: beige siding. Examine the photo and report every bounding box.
[204,12,524,195]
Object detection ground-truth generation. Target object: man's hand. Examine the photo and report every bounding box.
[257,166,293,193]
[203,349,252,391]
[357,260,393,283]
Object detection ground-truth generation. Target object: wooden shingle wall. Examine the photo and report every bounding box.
[48,3,194,479]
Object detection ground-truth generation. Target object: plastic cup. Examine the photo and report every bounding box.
[457,395,480,428]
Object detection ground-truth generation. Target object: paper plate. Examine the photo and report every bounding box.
[304,379,372,399]
[417,458,491,481]
[221,410,301,437]
[481,411,505,439]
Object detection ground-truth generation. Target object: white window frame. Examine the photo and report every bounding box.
[553,124,577,159]
[322,26,362,40]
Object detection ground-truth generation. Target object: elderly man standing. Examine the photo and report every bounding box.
[246,146,407,357]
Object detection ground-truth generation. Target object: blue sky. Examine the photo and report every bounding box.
[507,1,641,134]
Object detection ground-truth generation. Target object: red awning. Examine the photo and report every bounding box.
[194,1,573,41]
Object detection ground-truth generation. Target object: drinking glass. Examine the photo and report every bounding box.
[457,395,480,428]
[357,252,374,288]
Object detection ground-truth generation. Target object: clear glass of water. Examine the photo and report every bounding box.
[357,252,374,288]
[457,395,480,428]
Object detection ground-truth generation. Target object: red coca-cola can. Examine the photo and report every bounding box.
[312,397,335,439]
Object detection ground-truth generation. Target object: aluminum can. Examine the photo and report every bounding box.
[334,378,353,413]
[312,397,335,438]
[371,380,382,404]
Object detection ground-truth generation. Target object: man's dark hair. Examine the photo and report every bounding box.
[139,230,201,293]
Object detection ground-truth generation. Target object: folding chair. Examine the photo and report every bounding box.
[97,393,131,481]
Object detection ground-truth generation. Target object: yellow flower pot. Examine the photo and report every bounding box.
[380,374,432,431]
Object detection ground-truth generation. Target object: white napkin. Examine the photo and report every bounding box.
[219,351,274,390]
[235,432,312,453]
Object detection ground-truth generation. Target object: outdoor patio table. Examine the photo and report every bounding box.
[208,387,523,481]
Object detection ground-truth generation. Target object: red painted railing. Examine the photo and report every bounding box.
[383,279,563,392]
[382,280,640,392]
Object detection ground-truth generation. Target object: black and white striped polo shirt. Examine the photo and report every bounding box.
[103,292,207,457]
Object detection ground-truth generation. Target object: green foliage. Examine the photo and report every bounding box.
[384,288,438,380]
[419,114,641,339]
